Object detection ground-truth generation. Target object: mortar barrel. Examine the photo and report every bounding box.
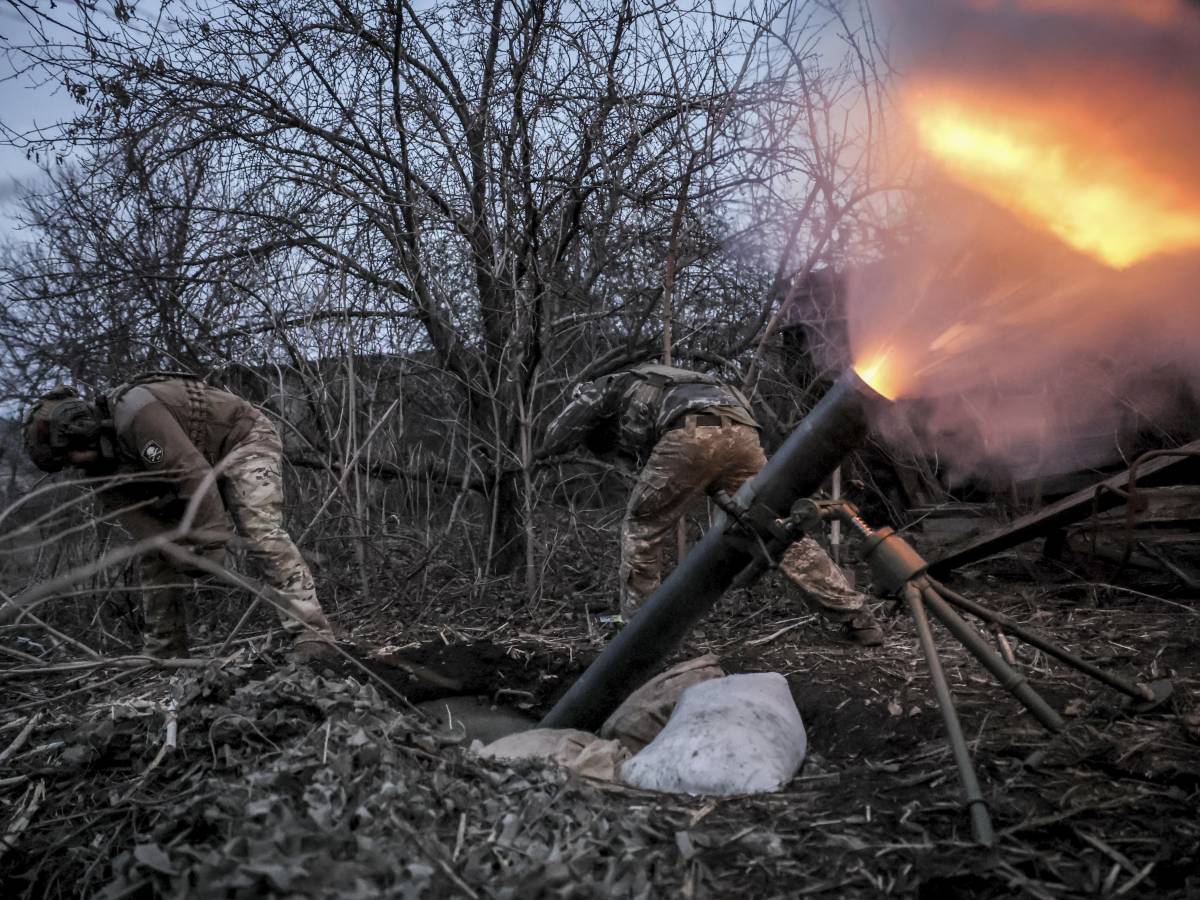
[541,368,886,732]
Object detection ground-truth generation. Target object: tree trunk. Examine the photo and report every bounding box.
[489,471,526,576]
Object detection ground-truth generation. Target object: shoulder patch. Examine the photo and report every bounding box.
[141,440,165,465]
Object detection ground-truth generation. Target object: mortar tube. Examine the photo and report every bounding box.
[541,368,886,732]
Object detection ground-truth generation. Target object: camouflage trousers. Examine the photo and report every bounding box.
[141,417,333,656]
[619,421,865,621]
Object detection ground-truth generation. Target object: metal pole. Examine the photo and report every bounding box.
[921,584,1065,733]
[904,583,995,846]
[928,578,1157,703]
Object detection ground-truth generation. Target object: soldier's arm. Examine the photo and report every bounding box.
[114,393,228,548]
[539,380,611,458]
[94,484,178,541]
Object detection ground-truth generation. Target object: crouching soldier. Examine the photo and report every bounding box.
[22,374,338,660]
[540,363,883,645]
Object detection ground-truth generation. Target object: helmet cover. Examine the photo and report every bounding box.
[22,386,102,473]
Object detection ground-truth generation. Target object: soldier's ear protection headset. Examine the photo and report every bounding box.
[22,386,112,473]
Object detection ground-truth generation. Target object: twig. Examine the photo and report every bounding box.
[295,396,402,545]
[8,666,148,714]
[0,780,45,861]
[11,607,103,659]
[1039,583,1200,616]
[1115,861,1156,896]
[453,811,467,862]
[118,699,180,804]
[0,644,45,665]
[0,712,42,766]
[139,539,417,710]
[0,717,30,735]
[394,816,480,899]
[0,656,219,679]
[746,617,814,647]
[215,595,266,657]
[1075,828,1137,875]
[164,699,178,751]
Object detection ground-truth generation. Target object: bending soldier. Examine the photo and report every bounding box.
[22,374,338,660]
[541,363,884,645]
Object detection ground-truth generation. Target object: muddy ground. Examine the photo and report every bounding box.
[1,542,1198,898]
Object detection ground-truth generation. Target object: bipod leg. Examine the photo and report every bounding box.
[903,583,995,846]
[927,578,1165,706]
[920,583,1065,733]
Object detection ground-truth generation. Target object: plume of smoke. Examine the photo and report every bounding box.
[850,0,1200,486]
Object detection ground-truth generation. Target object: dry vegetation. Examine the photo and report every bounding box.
[0,537,1197,898]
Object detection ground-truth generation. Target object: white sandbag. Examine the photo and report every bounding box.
[477,728,630,781]
[618,673,806,795]
[600,654,725,753]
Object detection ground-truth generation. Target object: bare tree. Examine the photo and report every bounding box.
[0,128,292,398]
[2,1,893,589]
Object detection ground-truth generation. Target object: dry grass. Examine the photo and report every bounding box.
[0,544,1197,898]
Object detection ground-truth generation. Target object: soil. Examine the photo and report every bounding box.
[321,639,593,713]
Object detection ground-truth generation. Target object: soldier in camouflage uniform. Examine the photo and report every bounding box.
[22,375,337,659]
[542,364,883,645]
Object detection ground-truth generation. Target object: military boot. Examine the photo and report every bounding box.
[841,608,884,647]
[289,636,340,665]
[142,631,190,659]
[618,592,642,622]
[142,586,190,658]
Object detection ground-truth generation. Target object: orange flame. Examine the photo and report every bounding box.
[908,88,1200,269]
[854,350,903,401]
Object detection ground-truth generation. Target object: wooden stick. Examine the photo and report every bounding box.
[0,645,44,665]
[0,712,41,766]
[0,780,45,861]
[164,699,178,751]
[10,608,102,660]
[0,656,219,680]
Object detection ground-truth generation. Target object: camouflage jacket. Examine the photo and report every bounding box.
[93,375,265,548]
[542,364,758,463]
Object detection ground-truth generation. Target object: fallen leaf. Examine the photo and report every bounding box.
[133,842,176,876]
[1064,699,1087,717]
[675,830,696,860]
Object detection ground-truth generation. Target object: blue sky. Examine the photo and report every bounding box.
[0,1,85,240]
[0,77,76,239]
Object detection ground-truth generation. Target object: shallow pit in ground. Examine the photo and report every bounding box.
[322,636,907,760]
[321,638,593,717]
[315,615,1193,780]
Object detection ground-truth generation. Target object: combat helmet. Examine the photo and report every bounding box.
[21,386,104,473]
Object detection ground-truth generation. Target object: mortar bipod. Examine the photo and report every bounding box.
[798,499,1174,845]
